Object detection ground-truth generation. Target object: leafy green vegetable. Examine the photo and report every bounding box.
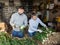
[0,32,38,45]
[34,27,54,43]
[0,27,54,45]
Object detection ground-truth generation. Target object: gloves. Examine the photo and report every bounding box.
[37,29,43,33]
[12,24,25,29]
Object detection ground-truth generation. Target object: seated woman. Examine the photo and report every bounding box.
[28,13,48,37]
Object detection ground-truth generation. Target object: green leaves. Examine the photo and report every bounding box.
[0,27,54,45]
[34,27,54,43]
[0,32,37,45]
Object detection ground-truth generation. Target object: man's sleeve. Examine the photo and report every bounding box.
[10,14,15,27]
[24,15,28,26]
[38,18,47,27]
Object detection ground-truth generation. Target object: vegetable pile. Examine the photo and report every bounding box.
[34,27,54,44]
[0,32,37,45]
[0,27,54,45]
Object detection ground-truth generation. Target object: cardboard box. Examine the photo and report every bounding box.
[0,22,6,30]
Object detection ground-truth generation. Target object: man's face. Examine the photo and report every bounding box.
[18,8,24,15]
[32,15,37,20]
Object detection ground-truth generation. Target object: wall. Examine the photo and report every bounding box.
[0,0,21,22]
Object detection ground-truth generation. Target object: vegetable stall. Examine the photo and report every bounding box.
[0,27,54,45]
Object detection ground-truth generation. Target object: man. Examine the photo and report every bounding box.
[10,6,27,38]
[28,13,48,37]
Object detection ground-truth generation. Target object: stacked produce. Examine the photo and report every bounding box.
[34,27,54,44]
[0,32,37,45]
[0,27,54,45]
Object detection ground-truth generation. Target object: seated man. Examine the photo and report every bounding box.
[10,6,27,38]
[28,13,48,37]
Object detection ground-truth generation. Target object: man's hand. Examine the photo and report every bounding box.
[12,24,19,29]
[12,24,16,29]
[13,25,16,28]
[37,29,43,33]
